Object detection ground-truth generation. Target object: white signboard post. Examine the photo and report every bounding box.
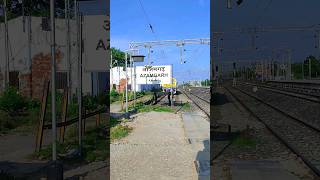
[136,65,172,85]
[83,15,110,72]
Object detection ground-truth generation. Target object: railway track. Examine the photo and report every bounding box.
[238,81,320,103]
[237,82,320,131]
[180,87,210,119]
[241,81,320,100]
[224,84,320,178]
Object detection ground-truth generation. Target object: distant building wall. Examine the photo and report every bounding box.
[0,15,109,99]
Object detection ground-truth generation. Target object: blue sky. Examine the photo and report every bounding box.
[213,0,320,75]
[111,0,210,83]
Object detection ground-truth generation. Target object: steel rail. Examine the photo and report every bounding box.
[224,86,320,178]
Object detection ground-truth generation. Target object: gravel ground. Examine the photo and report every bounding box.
[211,86,316,180]
[110,111,195,180]
[237,83,320,130]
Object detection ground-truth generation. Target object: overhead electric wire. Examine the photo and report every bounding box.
[254,0,273,26]
[137,0,166,60]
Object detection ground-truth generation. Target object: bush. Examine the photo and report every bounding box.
[97,92,108,106]
[83,95,98,111]
[0,87,27,116]
[110,88,119,97]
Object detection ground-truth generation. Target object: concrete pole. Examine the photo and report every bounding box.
[125,53,128,112]
[50,0,57,161]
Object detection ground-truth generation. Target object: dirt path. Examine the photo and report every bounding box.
[110,111,196,180]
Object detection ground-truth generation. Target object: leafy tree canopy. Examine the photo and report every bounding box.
[111,47,130,67]
[0,0,73,22]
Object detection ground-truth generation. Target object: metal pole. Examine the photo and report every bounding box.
[302,62,304,80]
[125,53,128,112]
[75,1,83,156]
[134,61,136,107]
[118,64,120,92]
[66,0,71,102]
[171,65,173,107]
[288,50,291,80]
[130,55,133,105]
[4,0,9,89]
[148,46,151,65]
[110,50,113,90]
[180,46,183,64]
[27,15,32,97]
[309,57,312,79]
[50,0,57,161]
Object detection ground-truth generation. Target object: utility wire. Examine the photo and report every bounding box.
[137,0,156,36]
[137,0,166,60]
[254,0,273,26]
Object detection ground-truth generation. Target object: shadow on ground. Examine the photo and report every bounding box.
[211,92,229,106]
[0,159,109,180]
[195,139,210,180]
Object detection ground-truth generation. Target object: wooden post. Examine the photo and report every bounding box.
[96,113,101,127]
[35,80,50,152]
[59,88,68,142]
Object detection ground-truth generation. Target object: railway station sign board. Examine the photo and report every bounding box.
[83,15,110,71]
[136,65,172,85]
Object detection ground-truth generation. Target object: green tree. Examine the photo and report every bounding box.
[0,0,72,22]
[291,55,320,79]
[111,47,130,67]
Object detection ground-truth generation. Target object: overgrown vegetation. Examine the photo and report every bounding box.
[0,87,39,133]
[111,124,132,142]
[181,102,191,111]
[34,125,108,163]
[0,86,107,133]
[232,132,257,148]
[0,0,74,23]
[128,102,174,113]
[109,88,147,104]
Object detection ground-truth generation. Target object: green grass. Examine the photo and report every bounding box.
[153,106,174,112]
[232,135,256,148]
[181,102,191,111]
[33,125,108,163]
[111,124,132,142]
[128,102,174,113]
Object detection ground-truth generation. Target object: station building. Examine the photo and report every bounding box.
[0,15,109,100]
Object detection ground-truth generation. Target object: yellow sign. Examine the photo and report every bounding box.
[162,78,176,88]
